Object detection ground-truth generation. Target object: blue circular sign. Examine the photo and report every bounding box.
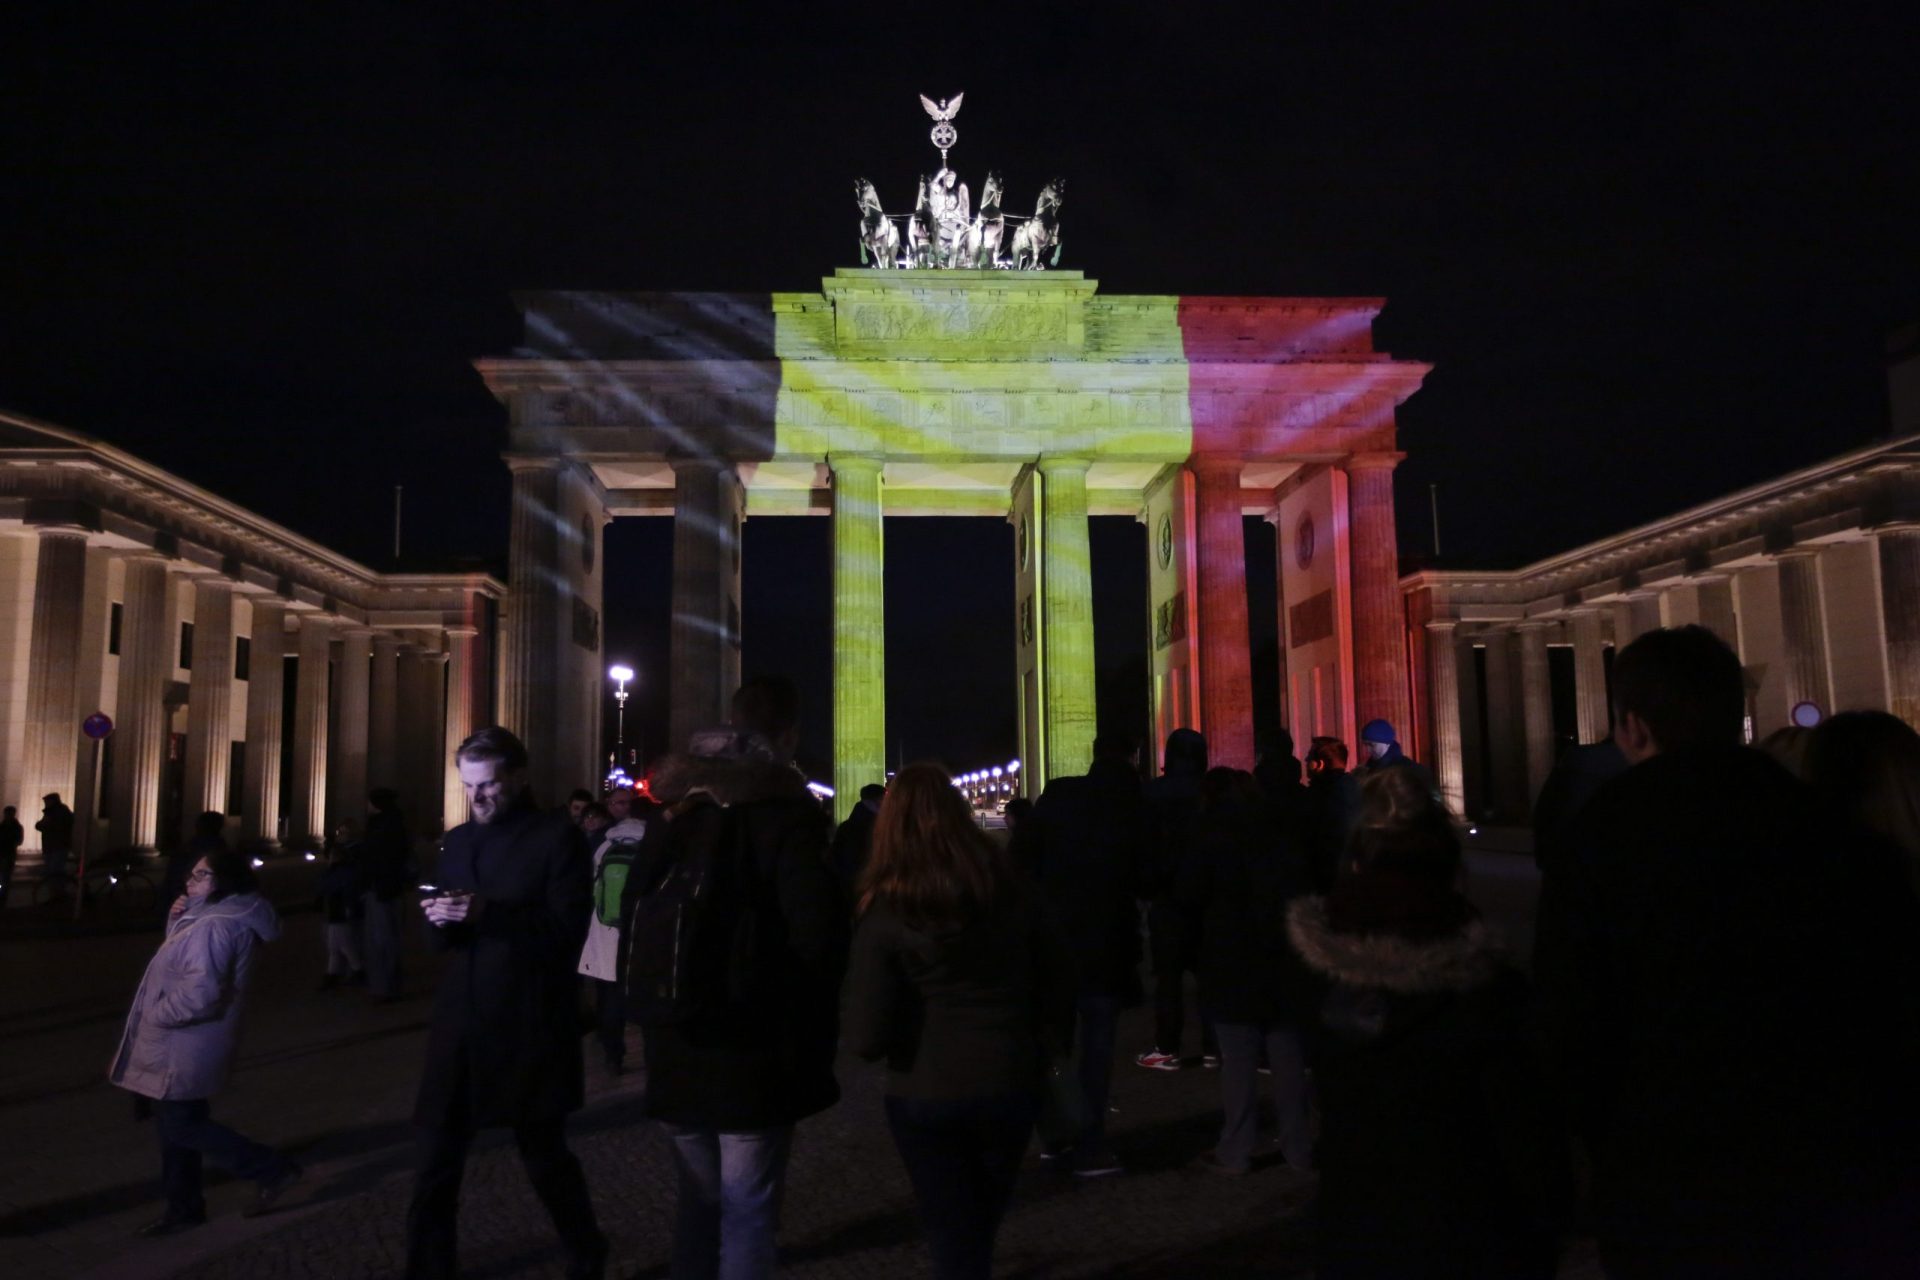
[82,712,114,741]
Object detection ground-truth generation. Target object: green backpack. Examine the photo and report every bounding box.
[593,834,647,928]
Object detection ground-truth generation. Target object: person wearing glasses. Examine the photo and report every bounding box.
[109,848,301,1236]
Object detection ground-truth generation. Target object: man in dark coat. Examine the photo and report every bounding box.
[1356,718,1436,793]
[407,727,604,1280]
[636,676,848,1280]
[1530,738,1626,874]
[1300,737,1362,893]
[1021,732,1147,1175]
[1535,626,1920,1277]
[0,805,22,910]
[36,793,75,881]
[360,788,410,1001]
[1138,729,1216,1070]
[828,782,885,892]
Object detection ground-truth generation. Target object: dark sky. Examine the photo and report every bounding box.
[5,5,1918,776]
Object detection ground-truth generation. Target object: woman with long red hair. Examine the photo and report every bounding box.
[845,762,1074,1280]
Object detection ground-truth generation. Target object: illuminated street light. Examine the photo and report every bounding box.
[608,664,636,765]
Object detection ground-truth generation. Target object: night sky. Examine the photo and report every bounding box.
[5,6,1917,780]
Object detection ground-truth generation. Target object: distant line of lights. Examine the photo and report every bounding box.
[955,759,1020,799]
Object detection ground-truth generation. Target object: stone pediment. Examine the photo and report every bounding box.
[818,269,1094,359]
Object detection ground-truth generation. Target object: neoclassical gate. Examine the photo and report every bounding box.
[478,270,1429,813]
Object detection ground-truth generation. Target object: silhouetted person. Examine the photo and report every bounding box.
[1300,737,1362,893]
[1356,719,1434,792]
[830,782,886,891]
[1530,740,1627,875]
[1023,732,1147,1175]
[1290,768,1568,1278]
[1535,626,1920,1277]
[565,788,595,826]
[0,805,22,910]
[36,792,74,881]
[408,727,605,1280]
[360,788,409,1002]
[1807,709,1920,898]
[1252,726,1305,814]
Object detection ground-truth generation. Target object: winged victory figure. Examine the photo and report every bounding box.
[919,92,963,123]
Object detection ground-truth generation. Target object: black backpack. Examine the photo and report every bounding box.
[623,795,761,1026]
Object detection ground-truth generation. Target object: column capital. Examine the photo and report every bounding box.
[1774,546,1823,562]
[443,625,480,640]
[504,453,567,476]
[826,453,885,476]
[1345,450,1407,473]
[1036,454,1093,475]
[1187,454,1242,479]
[1424,618,1461,634]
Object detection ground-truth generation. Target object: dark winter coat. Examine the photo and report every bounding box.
[1177,794,1313,1025]
[317,855,365,924]
[362,808,411,901]
[1530,739,1626,874]
[1020,757,1147,1003]
[846,880,1076,1100]
[412,797,592,1128]
[1534,745,1920,1263]
[1288,883,1569,1280]
[36,800,75,851]
[636,748,848,1131]
[828,800,878,892]
[1142,741,1208,965]
[1299,770,1361,892]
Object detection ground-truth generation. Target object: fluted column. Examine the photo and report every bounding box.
[1346,453,1413,743]
[1481,630,1527,819]
[1517,623,1555,803]
[1426,621,1465,814]
[1696,576,1739,649]
[329,627,372,836]
[367,633,400,792]
[1877,529,1920,730]
[1039,457,1098,784]
[242,600,288,843]
[669,458,744,754]
[109,557,171,851]
[180,578,237,838]
[287,614,332,845]
[831,456,886,821]
[1776,551,1833,714]
[505,459,563,764]
[1571,610,1609,744]
[442,627,480,832]
[399,645,448,835]
[1191,458,1253,770]
[22,529,91,825]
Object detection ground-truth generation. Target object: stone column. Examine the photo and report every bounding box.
[398,645,447,836]
[669,459,744,753]
[287,614,332,846]
[505,459,563,765]
[1517,623,1556,803]
[442,627,480,832]
[1039,457,1098,783]
[109,557,171,852]
[242,600,287,843]
[22,529,91,823]
[1571,610,1609,744]
[1776,551,1833,714]
[1346,453,1413,742]
[1425,620,1465,814]
[328,628,372,837]
[831,456,886,821]
[180,578,237,838]
[1481,630,1527,819]
[1191,458,1254,770]
[1264,510,1291,731]
[1877,529,1920,729]
[367,633,400,793]
[1696,576,1739,649]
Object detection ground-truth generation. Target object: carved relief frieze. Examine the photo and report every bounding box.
[840,299,1068,345]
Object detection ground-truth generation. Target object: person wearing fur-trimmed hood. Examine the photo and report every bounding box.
[1286,768,1568,1280]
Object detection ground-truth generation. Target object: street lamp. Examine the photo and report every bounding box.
[608,664,635,763]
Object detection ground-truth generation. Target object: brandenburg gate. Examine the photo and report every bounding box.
[477,99,1431,813]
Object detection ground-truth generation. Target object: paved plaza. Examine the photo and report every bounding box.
[0,843,1597,1279]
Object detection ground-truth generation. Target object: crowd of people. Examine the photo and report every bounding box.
[93,626,1920,1279]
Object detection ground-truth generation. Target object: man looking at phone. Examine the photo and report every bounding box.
[406,726,607,1280]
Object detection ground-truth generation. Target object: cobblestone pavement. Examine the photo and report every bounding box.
[2,844,1600,1279]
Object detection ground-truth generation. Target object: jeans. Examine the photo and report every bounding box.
[405,1094,602,1278]
[1212,1021,1311,1170]
[662,1123,793,1280]
[593,977,626,1066]
[152,1097,288,1220]
[885,1093,1039,1280]
[1147,905,1216,1057]
[325,921,363,975]
[361,893,404,996]
[1075,995,1120,1148]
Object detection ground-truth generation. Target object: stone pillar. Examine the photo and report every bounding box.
[1425,620,1465,814]
[1571,610,1609,744]
[442,627,480,832]
[242,600,287,843]
[831,456,886,821]
[1191,458,1254,770]
[1877,529,1920,729]
[1776,551,1834,714]
[1346,453,1413,742]
[1039,457,1098,784]
[109,557,171,852]
[22,529,91,825]
[180,578,237,838]
[1264,510,1290,731]
[328,628,372,837]
[669,459,744,753]
[367,633,400,792]
[1696,576,1739,649]
[1481,630,1528,819]
[399,645,447,836]
[505,459,563,767]
[287,614,332,846]
[1517,623,1555,803]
